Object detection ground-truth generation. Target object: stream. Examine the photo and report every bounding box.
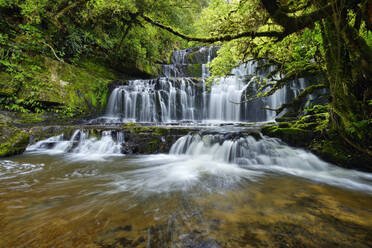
[1,132,372,247]
[1,47,371,247]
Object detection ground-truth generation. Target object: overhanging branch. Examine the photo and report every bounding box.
[264,84,328,114]
[140,14,284,43]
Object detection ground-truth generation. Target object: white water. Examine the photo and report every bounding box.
[104,78,199,122]
[161,134,372,193]
[103,47,320,123]
[21,129,372,195]
[26,130,123,161]
[20,46,370,195]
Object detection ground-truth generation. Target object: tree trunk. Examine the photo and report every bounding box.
[321,13,372,153]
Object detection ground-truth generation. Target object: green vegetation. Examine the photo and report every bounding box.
[0,0,371,165]
[0,115,30,156]
[143,0,371,160]
[0,0,206,116]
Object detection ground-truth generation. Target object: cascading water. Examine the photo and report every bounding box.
[27,129,123,160]
[167,133,372,193]
[102,46,325,123]
[3,46,371,248]
[103,78,202,123]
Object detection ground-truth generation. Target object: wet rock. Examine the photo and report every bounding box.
[113,225,132,232]
[116,236,132,247]
[131,236,145,246]
[0,123,30,157]
[179,231,221,248]
[261,125,314,147]
[120,124,191,154]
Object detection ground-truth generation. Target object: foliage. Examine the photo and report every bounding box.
[186,0,371,152]
[0,0,205,116]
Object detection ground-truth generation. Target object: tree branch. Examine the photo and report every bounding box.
[261,64,323,98]
[264,84,328,114]
[260,0,362,35]
[138,0,363,45]
[54,0,84,20]
[43,42,64,63]
[140,14,284,42]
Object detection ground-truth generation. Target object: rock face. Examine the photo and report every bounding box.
[260,111,372,172]
[119,125,191,154]
[26,123,264,156]
[0,125,30,157]
[27,124,192,155]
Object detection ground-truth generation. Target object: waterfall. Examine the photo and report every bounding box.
[167,133,372,192]
[102,47,324,123]
[27,130,123,160]
[104,78,202,122]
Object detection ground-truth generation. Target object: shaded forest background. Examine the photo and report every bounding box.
[0,0,371,162]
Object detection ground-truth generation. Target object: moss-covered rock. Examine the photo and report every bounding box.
[186,64,202,77]
[261,125,314,147]
[0,55,118,117]
[309,133,372,172]
[0,125,30,157]
[261,112,372,172]
[121,123,190,154]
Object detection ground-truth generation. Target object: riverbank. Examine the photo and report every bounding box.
[261,110,372,172]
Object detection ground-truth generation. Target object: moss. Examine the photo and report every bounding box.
[294,122,319,130]
[79,59,116,80]
[261,125,314,147]
[136,62,160,77]
[278,122,292,128]
[146,140,161,153]
[262,112,371,171]
[187,64,202,77]
[296,113,328,124]
[282,110,299,118]
[88,129,102,139]
[167,51,173,64]
[275,117,297,122]
[121,123,151,134]
[187,52,195,63]
[152,126,169,136]
[309,133,371,171]
[304,105,328,115]
[2,55,116,117]
[0,126,30,157]
[293,113,329,132]
[0,72,15,96]
[18,112,45,124]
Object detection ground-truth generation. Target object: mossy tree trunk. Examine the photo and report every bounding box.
[320,3,372,153]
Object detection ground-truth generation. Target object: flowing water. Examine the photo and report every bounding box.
[1,47,371,247]
[99,47,326,124]
[1,134,372,247]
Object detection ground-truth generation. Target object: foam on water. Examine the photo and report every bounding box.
[168,134,372,193]
[26,130,123,161]
[105,134,372,195]
[0,160,45,180]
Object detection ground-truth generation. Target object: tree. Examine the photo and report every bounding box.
[141,0,372,155]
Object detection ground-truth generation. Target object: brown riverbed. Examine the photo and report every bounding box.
[0,153,371,248]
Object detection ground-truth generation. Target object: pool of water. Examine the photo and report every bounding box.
[1,151,371,248]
